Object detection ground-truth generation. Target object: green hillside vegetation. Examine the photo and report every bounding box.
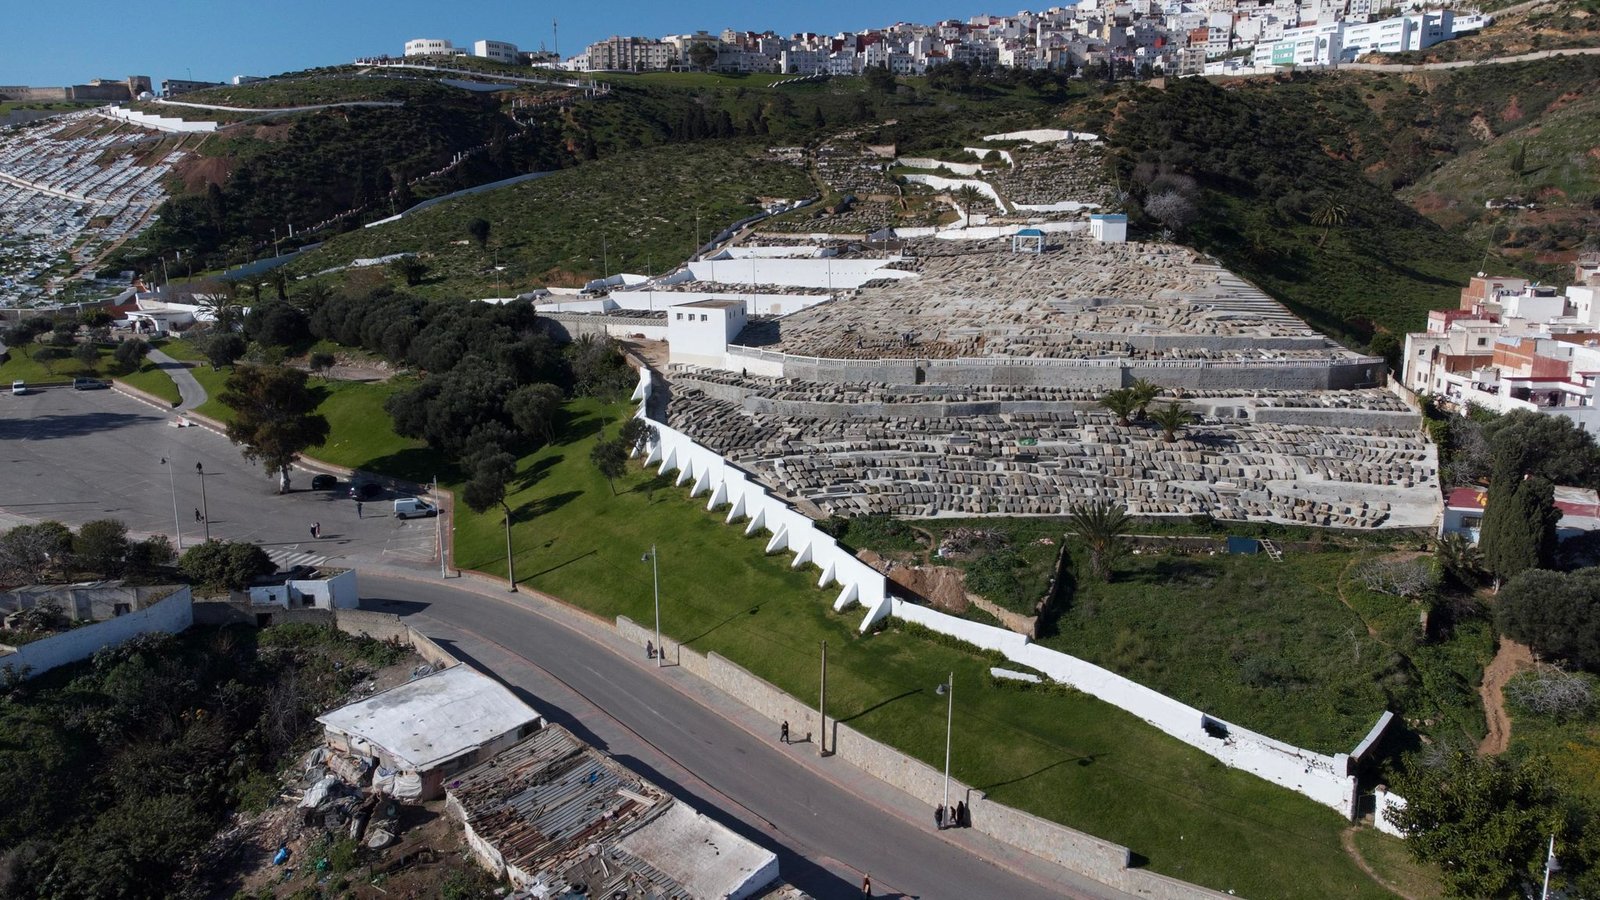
[287,141,815,295]
[1365,0,1600,62]
[154,75,471,108]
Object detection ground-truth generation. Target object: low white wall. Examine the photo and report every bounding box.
[686,258,912,290]
[636,367,1362,817]
[898,156,986,177]
[715,245,832,259]
[611,289,831,317]
[1013,200,1101,213]
[900,173,1005,209]
[965,146,1015,166]
[97,106,217,133]
[0,587,194,679]
[934,221,1086,241]
[1374,787,1407,838]
[982,128,1099,143]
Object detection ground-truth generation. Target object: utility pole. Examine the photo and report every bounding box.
[553,19,559,59]
[502,502,517,592]
[819,640,828,756]
[1542,834,1557,900]
[937,672,953,824]
[643,545,662,666]
[161,458,182,550]
[434,476,446,578]
[195,461,210,541]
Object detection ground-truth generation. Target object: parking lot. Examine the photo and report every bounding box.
[0,386,442,570]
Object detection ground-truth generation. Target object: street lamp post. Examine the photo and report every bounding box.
[936,672,953,825]
[195,462,210,541]
[642,545,661,666]
[161,458,182,550]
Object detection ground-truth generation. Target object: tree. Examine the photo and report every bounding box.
[1147,401,1192,443]
[1435,532,1483,589]
[125,534,176,576]
[1484,410,1600,488]
[177,539,276,590]
[1356,557,1439,600]
[569,334,636,400]
[1496,568,1600,670]
[219,365,330,493]
[1068,500,1131,583]
[1143,190,1198,233]
[1309,198,1348,248]
[202,332,247,370]
[1099,388,1140,427]
[1392,751,1561,898]
[618,416,657,457]
[0,521,74,582]
[955,185,984,219]
[466,218,491,251]
[307,351,336,379]
[72,341,99,371]
[1480,474,1559,583]
[864,64,896,94]
[1510,143,1527,177]
[32,347,62,376]
[196,287,247,332]
[1129,378,1161,417]
[113,339,149,375]
[507,382,564,446]
[388,256,429,287]
[688,42,719,72]
[242,300,309,349]
[462,445,520,591]
[73,519,129,578]
[591,436,629,495]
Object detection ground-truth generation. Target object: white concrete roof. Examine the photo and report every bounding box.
[615,801,779,900]
[317,665,538,770]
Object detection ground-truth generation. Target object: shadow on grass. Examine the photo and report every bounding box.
[629,472,675,496]
[837,688,923,725]
[977,755,1091,792]
[361,446,458,484]
[517,490,582,518]
[522,547,598,580]
[553,409,607,446]
[514,454,562,490]
[1125,557,1214,586]
[681,601,768,648]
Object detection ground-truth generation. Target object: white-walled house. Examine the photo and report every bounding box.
[667,299,747,368]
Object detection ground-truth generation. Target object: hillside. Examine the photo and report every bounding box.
[285,141,814,296]
[1362,0,1600,63]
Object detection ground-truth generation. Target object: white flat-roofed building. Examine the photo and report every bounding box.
[473,40,520,64]
[405,38,461,57]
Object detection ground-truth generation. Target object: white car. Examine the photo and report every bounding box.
[11,380,25,396]
[393,498,438,519]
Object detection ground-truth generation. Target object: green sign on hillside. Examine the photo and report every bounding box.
[1271,43,1297,65]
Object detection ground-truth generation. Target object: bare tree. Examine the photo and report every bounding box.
[1356,557,1439,599]
[1144,191,1198,233]
[1505,667,1594,718]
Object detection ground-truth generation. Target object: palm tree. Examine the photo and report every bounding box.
[1148,401,1193,443]
[1099,388,1139,427]
[1435,532,1483,590]
[1068,500,1131,583]
[1310,199,1348,249]
[1129,378,1161,418]
[955,185,984,220]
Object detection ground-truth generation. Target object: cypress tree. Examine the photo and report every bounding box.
[1480,473,1558,583]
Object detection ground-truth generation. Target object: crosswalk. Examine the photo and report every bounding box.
[267,547,331,571]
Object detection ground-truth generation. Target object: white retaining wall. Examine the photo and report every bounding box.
[685,258,913,290]
[612,289,832,317]
[636,365,1366,816]
[1374,787,1408,838]
[0,587,194,679]
[97,106,218,133]
[899,173,1006,209]
[982,128,1100,143]
[965,147,1015,166]
[934,221,1086,241]
[898,156,987,177]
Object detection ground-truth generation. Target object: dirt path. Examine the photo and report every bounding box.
[1478,639,1534,756]
[1335,556,1384,640]
[910,525,936,565]
[1342,827,1421,900]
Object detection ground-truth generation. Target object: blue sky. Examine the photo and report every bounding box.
[4,1,987,86]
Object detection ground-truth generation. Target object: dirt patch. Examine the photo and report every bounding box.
[1501,95,1526,124]
[179,155,233,192]
[857,549,971,612]
[1409,191,1453,215]
[252,123,294,142]
[1478,638,1534,756]
[1468,113,1495,142]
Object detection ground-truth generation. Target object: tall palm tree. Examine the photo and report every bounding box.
[1435,532,1483,590]
[956,185,984,220]
[1148,401,1193,443]
[1129,378,1162,418]
[1310,199,1348,249]
[1099,388,1139,427]
[1068,500,1131,583]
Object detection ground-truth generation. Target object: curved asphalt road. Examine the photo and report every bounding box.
[361,571,1124,900]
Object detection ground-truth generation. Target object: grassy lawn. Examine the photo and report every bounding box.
[1350,827,1447,899]
[116,363,182,406]
[449,397,1397,899]
[1505,672,1600,807]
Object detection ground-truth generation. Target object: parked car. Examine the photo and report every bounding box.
[393,498,438,519]
[310,474,338,491]
[349,481,383,500]
[72,377,109,390]
[11,381,25,396]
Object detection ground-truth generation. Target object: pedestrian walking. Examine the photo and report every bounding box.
[780,720,790,744]
[194,507,203,523]
[645,640,655,660]
[356,500,363,519]
[934,805,944,829]
[860,873,871,897]
[956,800,968,828]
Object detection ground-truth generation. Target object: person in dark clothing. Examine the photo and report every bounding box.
[861,873,871,896]
[935,805,945,829]
[194,508,203,522]
[956,800,968,828]
[780,720,790,744]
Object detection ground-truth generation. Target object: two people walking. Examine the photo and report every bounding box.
[935,801,970,830]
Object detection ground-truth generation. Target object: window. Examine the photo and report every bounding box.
[1477,338,1487,346]
[675,313,682,320]
[701,314,709,322]
[1462,515,1482,529]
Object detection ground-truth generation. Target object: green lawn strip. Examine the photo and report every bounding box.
[0,345,121,384]
[449,398,1392,900]
[117,362,183,406]
[1505,683,1600,807]
[1042,548,1391,752]
[303,377,435,473]
[1349,827,1448,899]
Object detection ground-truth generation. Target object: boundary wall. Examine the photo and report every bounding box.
[0,587,193,679]
[723,347,1385,391]
[636,367,1367,817]
[613,616,1226,900]
[96,105,218,133]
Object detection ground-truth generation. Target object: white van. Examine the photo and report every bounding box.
[393,498,438,519]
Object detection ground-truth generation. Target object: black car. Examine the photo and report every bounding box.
[349,481,383,499]
[72,377,109,390]
[310,474,338,491]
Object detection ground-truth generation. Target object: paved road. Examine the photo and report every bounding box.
[142,348,208,410]
[0,386,440,570]
[362,571,1125,900]
[1,387,1133,899]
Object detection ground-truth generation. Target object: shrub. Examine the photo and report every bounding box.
[177,539,276,591]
